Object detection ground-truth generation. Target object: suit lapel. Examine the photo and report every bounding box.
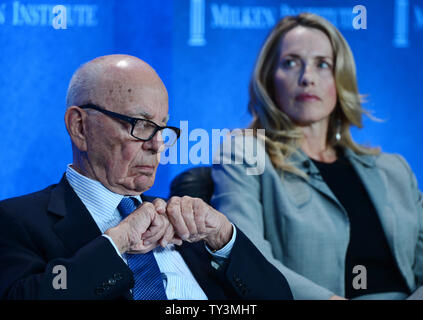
[48,175,103,254]
[176,242,228,299]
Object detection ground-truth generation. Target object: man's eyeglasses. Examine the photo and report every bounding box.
[79,104,180,149]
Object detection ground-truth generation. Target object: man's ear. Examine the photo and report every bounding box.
[65,106,88,152]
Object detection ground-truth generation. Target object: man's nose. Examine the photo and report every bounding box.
[142,131,164,153]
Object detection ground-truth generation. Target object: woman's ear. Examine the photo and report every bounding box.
[64,106,88,152]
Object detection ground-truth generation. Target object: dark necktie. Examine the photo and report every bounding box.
[117,197,167,300]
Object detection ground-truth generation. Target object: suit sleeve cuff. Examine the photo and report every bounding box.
[102,234,126,262]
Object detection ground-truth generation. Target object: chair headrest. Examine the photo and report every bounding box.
[169,166,213,204]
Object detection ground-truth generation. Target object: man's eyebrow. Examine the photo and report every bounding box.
[132,111,169,125]
[133,110,153,119]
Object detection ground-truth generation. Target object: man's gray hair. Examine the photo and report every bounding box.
[66,61,104,109]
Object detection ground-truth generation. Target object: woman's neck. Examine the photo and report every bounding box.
[299,121,337,163]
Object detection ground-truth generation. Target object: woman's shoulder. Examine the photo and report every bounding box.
[212,132,270,175]
[347,148,415,182]
[375,151,412,173]
[221,131,266,153]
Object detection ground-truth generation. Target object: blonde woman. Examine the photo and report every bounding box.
[211,13,423,300]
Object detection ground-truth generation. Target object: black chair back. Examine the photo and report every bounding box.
[169,166,213,204]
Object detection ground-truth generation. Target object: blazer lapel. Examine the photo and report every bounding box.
[345,150,407,281]
[290,150,345,211]
[48,175,103,254]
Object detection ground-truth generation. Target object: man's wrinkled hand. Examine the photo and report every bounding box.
[105,200,181,254]
[165,196,233,251]
[142,198,183,248]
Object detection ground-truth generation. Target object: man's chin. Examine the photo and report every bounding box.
[112,174,155,195]
[132,174,155,193]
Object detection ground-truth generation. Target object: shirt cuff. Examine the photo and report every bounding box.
[205,223,236,259]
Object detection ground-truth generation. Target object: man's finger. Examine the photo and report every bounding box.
[152,198,167,214]
[167,197,190,240]
[142,214,168,245]
[159,224,174,247]
[192,198,207,235]
[180,196,198,237]
[130,202,156,233]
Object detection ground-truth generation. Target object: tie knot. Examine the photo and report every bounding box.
[118,197,139,219]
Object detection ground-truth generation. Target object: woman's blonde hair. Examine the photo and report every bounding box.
[248,13,379,177]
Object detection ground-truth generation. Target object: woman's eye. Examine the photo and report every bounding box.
[318,61,331,69]
[282,59,296,68]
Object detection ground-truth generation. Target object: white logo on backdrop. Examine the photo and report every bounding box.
[392,0,423,48]
[188,0,206,46]
[393,0,410,47]
[188,0,421,48]
[0,1,98,27]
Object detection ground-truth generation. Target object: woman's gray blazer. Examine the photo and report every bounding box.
[211,135,423,299]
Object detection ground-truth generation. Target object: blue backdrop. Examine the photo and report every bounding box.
[0,0,422,200]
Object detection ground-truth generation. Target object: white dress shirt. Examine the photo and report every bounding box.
[65,165,236,300]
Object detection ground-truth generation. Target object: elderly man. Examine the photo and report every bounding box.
[0,55,292,300]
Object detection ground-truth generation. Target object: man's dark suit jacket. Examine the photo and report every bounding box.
[0,176,293,300]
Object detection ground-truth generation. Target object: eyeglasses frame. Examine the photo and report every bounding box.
[79,104,181,145]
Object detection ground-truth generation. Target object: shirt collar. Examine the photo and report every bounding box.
[65,164,142,222]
